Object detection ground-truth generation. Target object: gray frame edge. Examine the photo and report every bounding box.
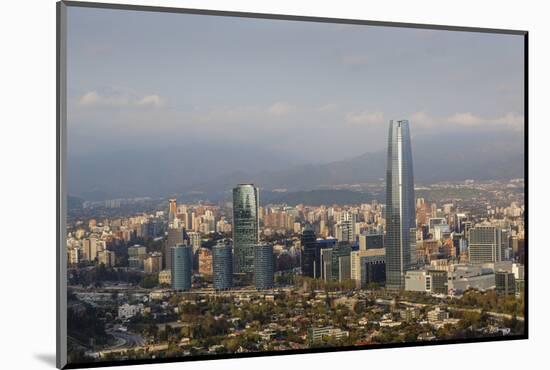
[61,0,527,35]
[57,1,68,369]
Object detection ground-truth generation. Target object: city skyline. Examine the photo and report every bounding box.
[65,171,526,364]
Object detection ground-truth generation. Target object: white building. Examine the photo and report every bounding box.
[427,307,449,322]
[335,211,357,243]
[68,248,81,265]
[187,232,201,253]
[447,264,495,293]
[118,303,145,319]
[405,270,431,292]
[512,263,525,280]
[308,326,349,344]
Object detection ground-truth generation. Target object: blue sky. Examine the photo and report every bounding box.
[67,6,524,163]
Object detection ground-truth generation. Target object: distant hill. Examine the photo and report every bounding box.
[67,143,295,201]
[68,130,524,200]
[188,130,524,194]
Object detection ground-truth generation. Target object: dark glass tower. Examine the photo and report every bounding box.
[385,120,416,290]
[232,184,259,274]
[331,242,352,281]
[171,244,193,291]
[213,240,233,290]
[301,224,319,278]
[254,243,274,290]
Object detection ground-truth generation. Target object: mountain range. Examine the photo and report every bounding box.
[68,130,524,201]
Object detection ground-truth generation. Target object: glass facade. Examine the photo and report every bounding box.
[232,184,259,274]
[165,227,188,271]
[320,248,333,281]
[171,244,192,291]
[301,224,319,278]
[385,120,416,290]
[331,243,352,281]
[360,233,384,250]
[254,243,274,290]
[213,241,233,290]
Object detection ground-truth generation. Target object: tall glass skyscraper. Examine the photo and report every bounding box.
[213,240,233,290]
[301,223,319,278]
[385,120,416,290]
[171,244,193,291]
[232,184,259,274]
[254,243,274,290]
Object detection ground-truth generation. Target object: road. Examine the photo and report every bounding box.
[399,300,524,322]
[447,306,524,321]
[106,329,146,349]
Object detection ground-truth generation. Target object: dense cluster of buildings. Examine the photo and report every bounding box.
[66,120,525,298]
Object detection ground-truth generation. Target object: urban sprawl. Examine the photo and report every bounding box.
[66,120,525,364]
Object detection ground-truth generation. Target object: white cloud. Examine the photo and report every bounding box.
[447,112,483,126]
[447,112,524,129]
[78,91,101,106]
[77,90,130,107]
[497,112,524,127]
[267,102,293,116]
[397,111,523,131]
[77,89,164,108]
[137,95,164,107]
[345,111,385,125]
[409,111,436,128]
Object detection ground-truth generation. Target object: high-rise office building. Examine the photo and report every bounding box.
[385,119,416,290]
[336,211,356,243]
[81,238,93,261]
[68,248,81,265]
[331,243,352,281]
[254,243,274,290]
[144,252,162,273]
[98,250,115,267]
[198,248,213,275]
[233,184,259,274]
[212,240,233,290]
[359,232,384,250]
[350,248,386,288]
[495,270,516,296]
[452,232,466,257]
[171,244,192,291]
[187,231,201,254]
[301,224,319,278]
[165,227,188,270]
[168,198,177,224]
[82,237,99,261]
[428,270,448,294]
[320,248,333,281]
[468,225,504,264]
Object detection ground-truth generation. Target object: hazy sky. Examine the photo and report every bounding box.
[67,6,524,163]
